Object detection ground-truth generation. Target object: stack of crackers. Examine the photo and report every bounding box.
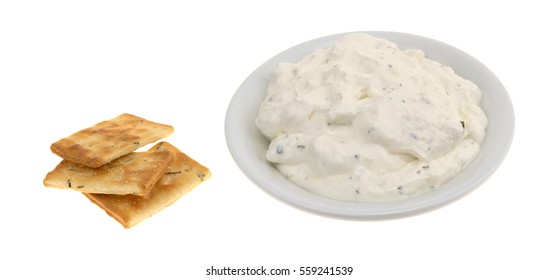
[43,113,211,228]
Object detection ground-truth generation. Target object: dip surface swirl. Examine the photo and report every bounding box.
[255,33,487,202]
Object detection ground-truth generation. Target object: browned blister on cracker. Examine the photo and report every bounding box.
[43,150,174,196]
[50,113,174,168]
[84,142,211,228]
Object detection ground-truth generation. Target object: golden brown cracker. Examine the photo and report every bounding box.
[84,142,211,228]
[43,150,174,196]
[50,113,174,168]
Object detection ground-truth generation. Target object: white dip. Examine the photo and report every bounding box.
[255,33,487,202]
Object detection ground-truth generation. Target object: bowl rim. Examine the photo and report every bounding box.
[225,31,515,220]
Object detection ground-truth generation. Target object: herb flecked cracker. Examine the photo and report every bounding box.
[50,113,174,168]
[84,142,211,228]
[43,150,174,196]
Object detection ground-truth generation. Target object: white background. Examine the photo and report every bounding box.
[0,1,556,279]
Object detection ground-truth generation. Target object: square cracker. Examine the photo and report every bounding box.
[84,142,211,229]
[50,113,174,168]
[43,150,174,196]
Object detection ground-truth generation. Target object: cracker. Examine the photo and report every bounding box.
[50,113,174,168]
[83,142,211,228]
[43,150,174,196]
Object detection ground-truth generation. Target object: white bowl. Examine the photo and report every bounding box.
[225,31,514,220]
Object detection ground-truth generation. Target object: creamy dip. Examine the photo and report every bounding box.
[255,33,487,202]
